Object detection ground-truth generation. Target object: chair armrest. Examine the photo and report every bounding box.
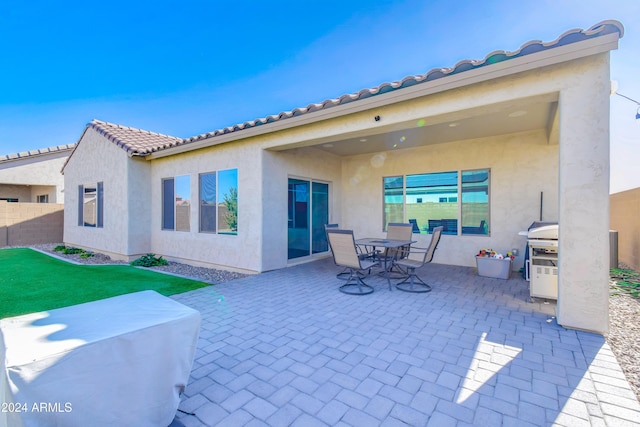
[356,244,381,254]
[403,247,429,256]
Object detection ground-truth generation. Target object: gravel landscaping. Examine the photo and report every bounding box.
[25,244,640,402]
[608,267,640,402]
[30,243,248,284]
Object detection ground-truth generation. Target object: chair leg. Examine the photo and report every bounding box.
[395,268,432,293]
[336,266,350,279]
[338,266,367,280]
[339,268,374,295]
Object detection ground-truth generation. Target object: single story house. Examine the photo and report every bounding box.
[62,20,623,334]
[0,144,75,203]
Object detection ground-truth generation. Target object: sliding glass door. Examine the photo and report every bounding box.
[288,179,329,260]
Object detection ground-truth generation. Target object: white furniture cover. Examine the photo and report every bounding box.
[1,290,201,427]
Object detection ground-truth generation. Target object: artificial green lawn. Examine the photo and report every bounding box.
[0,248,208,319]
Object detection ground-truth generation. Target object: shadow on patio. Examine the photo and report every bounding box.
[172,257,640,426]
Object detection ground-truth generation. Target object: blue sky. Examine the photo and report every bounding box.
[1,1,638,192]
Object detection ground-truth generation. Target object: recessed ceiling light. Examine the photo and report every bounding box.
[360,138,367,142]
[323,143,334,148]
[448,122,459,128]
[508,110,528,118]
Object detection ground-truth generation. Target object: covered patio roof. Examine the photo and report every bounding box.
[138,20,618,160]
[269,93,559,157]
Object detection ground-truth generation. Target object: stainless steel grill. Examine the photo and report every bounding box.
[527,223,558,300]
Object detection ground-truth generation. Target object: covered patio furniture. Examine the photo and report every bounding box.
[326,229,379,295]
[394,226,443,293]
[0,291,201,427]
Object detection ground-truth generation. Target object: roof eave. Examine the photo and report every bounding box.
[144,31,620,161]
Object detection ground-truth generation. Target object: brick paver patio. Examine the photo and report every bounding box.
[171,258,640,426]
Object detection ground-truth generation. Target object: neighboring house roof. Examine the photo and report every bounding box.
[0,144,76,165]
[76,20,623,158]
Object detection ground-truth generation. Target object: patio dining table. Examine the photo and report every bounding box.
[355,238,415,290]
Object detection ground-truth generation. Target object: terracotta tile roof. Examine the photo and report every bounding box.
[0,143,76,164]
[84,20,623,157]
[88,120,183,156]
[182,20,623,144]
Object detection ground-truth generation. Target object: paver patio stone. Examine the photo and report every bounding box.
[171,258,640,426]
[265,405,303,427]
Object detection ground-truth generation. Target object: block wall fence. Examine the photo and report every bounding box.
[0,201,64,247]
[610,188,640,271]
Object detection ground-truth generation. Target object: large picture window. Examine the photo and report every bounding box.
[199,169,238,235]
[382,169,489,235]
[162,175,191,231]
[78,182,103,228]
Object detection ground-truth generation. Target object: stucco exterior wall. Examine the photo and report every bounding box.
[63,129,135,259]
[610,188,640,271]
[126,157,152,256]
[556,52,611,333]
[255,53,610,332]
[29,185,58,203]
[0,152,69,202]
[143,137,343,273]
[262,147,343,271]
[149,140,262,272]
[341,130,558,269]
[0,184,32,202]
[61,47,612,332]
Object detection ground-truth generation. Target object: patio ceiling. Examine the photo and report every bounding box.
[272,95,558,157]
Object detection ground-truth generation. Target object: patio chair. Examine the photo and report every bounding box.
[325,224,350,279]
[379,222,413,278]
[326,229,379,295]
[394,226,443,293]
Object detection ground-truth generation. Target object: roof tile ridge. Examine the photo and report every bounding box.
[89,119,187,156]
[0,142,77,162]
[89,119,139,155]
[584,19,624,37]
[180,20,623,148]
[91,119,182,141]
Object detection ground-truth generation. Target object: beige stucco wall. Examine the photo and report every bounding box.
[262,147,343,271]
[63,129,143,259]
[149,139,262,272]
[0,184,32,202]
[264,53,610,333]
[61,48,612,332]
[555,53,611,333]
[340,129,558,269]
[610,188,640,271]
[126,157,152,256]
[0,152,69,202]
